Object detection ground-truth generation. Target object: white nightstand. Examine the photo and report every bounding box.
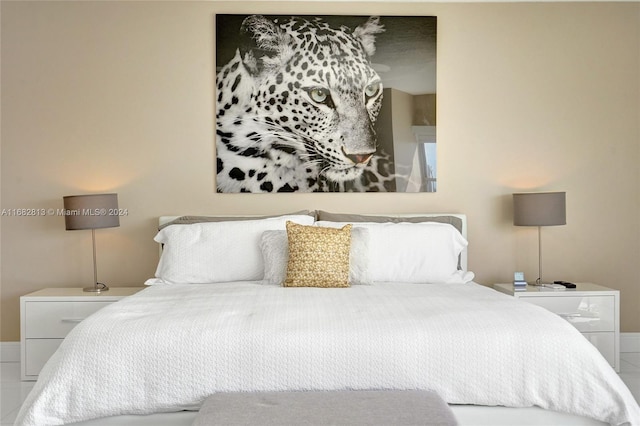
[20,287,144,381]
[493,283,620,372]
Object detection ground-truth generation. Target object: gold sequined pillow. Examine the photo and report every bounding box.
[284,221,352,288]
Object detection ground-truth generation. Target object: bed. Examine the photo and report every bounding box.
[15,212,640,426]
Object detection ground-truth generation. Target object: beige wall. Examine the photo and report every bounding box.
[1,1,639,341]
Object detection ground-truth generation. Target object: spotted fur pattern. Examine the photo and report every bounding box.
[215,15,396,192]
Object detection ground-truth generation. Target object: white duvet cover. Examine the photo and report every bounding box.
[16,282,640,426]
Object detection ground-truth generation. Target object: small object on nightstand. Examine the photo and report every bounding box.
[554,280,577,288]
[513,282,527,291]
[513,272,527,289]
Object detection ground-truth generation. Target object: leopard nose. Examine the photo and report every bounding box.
[342,148,373,165]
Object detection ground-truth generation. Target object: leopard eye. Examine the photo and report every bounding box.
[309,88,329,103]
[365,82,381,99]
[304,87,335,109]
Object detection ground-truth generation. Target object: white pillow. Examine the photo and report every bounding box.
[147,215,314,284]
[316,221,474,284]
[260,228,370,286]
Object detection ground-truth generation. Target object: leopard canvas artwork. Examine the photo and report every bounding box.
[215,15,437,193]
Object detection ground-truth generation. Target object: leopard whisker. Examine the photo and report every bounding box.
[253,117,319,153]
[318,163,334,178]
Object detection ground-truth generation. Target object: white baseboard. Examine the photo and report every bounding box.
[0,341,20,362]
[621,333,640,353]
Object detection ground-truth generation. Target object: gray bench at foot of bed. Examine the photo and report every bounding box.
[193,390,458,426]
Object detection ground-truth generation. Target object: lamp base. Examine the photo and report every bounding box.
[531,279,553,286]
[83,283,109,293]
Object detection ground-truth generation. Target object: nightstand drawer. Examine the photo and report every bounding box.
[24,301,112,338]
[582,332,615,367]
[521,296,614,332]
[24,339,64,376]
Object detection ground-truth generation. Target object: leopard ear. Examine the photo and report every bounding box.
[353,16,385,57]
[240,15,292,75]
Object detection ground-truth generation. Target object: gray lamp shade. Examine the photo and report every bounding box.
[63,194,120,230]
[513,192,566,226]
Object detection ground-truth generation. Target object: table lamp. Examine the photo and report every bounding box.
[513,191,566,285]
[63,193,119,292]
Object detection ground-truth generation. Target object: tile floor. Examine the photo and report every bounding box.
[2,354,640,425]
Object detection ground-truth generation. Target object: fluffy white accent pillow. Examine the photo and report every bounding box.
[147,215,314,284]
[260,228,370,286]
[316,221,474,284]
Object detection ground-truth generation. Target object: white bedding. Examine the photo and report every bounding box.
[16,282,640,426]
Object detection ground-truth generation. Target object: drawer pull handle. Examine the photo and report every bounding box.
[61,318,84,323]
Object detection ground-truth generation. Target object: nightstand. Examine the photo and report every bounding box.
[20,287,144,381]
[493,283,619,372]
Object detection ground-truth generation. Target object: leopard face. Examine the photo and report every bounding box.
[216,15,393,192]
